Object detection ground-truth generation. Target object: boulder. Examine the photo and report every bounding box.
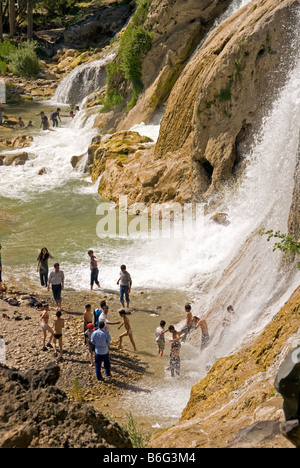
[0,364,132,448]
[3,152,29,166]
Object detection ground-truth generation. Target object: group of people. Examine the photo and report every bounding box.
[155,304,211,378]
[0,101,78,131]
[1,244,235,381]
[39,107,78,131]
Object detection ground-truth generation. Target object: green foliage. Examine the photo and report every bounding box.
[215,82,232,102]
[35,0,79,21]
[234,58,246,81]
[259,229,300,268]
[122,412,150,448]
[102,0,153,113]
[0,40,17,62]
[8,41,41,78]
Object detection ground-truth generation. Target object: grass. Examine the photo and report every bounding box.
[101,0,153,113]
[121,412,151,448]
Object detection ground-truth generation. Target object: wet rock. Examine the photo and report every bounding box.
[210,213,230,226]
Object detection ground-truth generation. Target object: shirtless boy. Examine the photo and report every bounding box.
[118,309,137,351]
[53,311,65,361]
[181,304,193,340]
[40,304,54,351]
[193,316,210,350]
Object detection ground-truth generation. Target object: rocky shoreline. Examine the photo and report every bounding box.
[0,284,148,409]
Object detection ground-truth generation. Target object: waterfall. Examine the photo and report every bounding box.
[51,49,117,107]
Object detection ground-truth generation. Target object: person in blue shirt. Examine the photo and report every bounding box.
[91,321,112,381]
[93,300,107,328]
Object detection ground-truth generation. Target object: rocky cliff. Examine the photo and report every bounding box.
[90,0,300,207]
[149,286,300,448]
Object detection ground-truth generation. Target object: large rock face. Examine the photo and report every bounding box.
[154,0,300,201]
[117,0,233,130]
[149,287,300,448]
[91,0,300,207]
[0,364,132,448]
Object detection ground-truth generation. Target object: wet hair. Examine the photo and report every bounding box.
[120,265,126,270]
[100,300,107,308]
[56,311,62,317]
[185,304,191,311]
[193,316,199,320]
[99,321,105,329]
[160,320,166,327]
[119,309,126,316]
[85,304,91,309]
[88,250,93,254]
[168,325,175,332]
[43,303,49,308]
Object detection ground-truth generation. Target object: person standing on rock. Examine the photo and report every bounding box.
[53,310,65,362]
[117,265,132,309]
[91,320,112,381]
[48,263,64,311]
[40,304,54,351]
[88,250,101,290]
[37,247,53,288]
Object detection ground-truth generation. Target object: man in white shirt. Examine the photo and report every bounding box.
[99,305,121,331]
[48,263,64,311]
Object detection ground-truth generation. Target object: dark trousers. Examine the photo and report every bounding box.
[95,352,110,380]
[52,284,62,302]
[90,268,100,287]
[39,271,48,287]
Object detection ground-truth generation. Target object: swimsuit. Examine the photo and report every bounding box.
[41,322,49,330]
[54,333,62,340]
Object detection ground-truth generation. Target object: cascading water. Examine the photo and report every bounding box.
[0,0,299,432]
[120,54,300,428]
[52,49,117,106]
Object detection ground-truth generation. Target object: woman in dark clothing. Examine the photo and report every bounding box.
[37,248,53,287]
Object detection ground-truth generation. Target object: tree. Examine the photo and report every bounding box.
[259,229,300,269]
[8,0,15,37]
[27,0,33,40]
[0,0,3,42]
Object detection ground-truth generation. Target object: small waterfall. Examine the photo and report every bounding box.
[52,49,117,107]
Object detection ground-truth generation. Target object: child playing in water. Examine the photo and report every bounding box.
[155,320,168,357]
[168,325,181,377]
[40,304,54,351]
[53,311,65,361]
[118,309,137,351]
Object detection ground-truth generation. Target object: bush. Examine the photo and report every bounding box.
[0,40,17,62]
[8,41,41,78]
